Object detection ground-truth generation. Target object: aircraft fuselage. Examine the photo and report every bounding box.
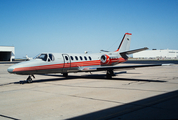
[8,33,158,82]
[7,52,126,75]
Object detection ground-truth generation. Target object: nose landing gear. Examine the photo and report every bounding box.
[26,75,35,83]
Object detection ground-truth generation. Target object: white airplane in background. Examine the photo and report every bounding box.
[25,55,33,60]
[7,33,163,83]
[23,55,33,61]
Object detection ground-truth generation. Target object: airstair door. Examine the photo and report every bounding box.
[62,54,71,72]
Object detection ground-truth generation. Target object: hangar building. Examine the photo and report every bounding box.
[0,46,15,61]
[133,49,178,59]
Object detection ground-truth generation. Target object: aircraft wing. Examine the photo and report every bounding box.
[97,64,163,71]
[80,64,173,72]
[79,64,168,72]
[120,47,148,55]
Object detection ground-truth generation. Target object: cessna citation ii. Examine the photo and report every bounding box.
[7,33,163,83]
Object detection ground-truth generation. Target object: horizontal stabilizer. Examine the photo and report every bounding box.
[120,47,148,55]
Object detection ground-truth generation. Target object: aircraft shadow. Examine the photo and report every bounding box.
[67,90,178,120]
[14,71,166,84]
[14,77,77,84]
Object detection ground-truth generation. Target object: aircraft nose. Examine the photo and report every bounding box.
[7,66,14,73]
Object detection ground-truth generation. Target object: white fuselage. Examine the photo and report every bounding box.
[7,52,125,75]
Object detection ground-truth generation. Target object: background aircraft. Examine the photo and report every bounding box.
[7,33,163,83]
[25,55,33,60]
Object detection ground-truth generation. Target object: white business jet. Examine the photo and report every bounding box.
[7,33,163,83]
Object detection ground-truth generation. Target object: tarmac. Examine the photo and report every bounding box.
[0,63,178,120]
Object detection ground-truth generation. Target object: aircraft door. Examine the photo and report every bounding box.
[62,54,71,72]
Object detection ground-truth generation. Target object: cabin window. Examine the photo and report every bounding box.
[49,54,55,61]
[65,56,68,60]
[89,56,92,60]
[84,56,87,60]
[80,56,83,60]
[70,56,74,60]
[75,56,78,60]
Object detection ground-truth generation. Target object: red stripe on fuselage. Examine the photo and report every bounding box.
[13,60,101,72]
[70,60,100,68]
[13,58,126,73]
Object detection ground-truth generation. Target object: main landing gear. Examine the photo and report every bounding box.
[26,75,35,83]
[106,70,115,78]
[63,73,68,77]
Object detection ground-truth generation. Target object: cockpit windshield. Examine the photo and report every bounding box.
[35,54,47,61]
[34,53,55,62]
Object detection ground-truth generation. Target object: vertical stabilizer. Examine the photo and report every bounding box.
[115,33,132,52]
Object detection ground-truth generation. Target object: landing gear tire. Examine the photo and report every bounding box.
[26,75,35,83]
[27,76,32,83]
[63,73,68,77]
[106,70,115,79]
[106,74,112,79]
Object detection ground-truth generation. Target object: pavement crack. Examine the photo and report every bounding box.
[43,83,168,93]
[68,94,124,104]
[0,114,20,120]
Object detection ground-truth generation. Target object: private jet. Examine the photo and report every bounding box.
[7,33,163,83]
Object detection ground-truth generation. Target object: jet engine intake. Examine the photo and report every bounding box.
[100,54,110,65]
[100,54,120,66]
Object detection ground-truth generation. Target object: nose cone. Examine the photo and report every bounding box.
[7,66,14,73]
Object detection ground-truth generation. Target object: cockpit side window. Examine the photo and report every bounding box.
[35,54,47,61]
[65,56,68,60]
[49,54,55,61]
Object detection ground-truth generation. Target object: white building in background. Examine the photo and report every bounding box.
[133,49,178,59]
[0,46,15,61]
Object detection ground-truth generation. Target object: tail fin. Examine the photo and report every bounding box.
[115,33,132,52]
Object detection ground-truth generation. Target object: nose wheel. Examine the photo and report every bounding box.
[26,75,35,83]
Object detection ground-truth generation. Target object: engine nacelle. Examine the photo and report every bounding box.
[100,54,121,66]
[100,54,110,65]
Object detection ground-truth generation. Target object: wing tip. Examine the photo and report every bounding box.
[162,63,174,66]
